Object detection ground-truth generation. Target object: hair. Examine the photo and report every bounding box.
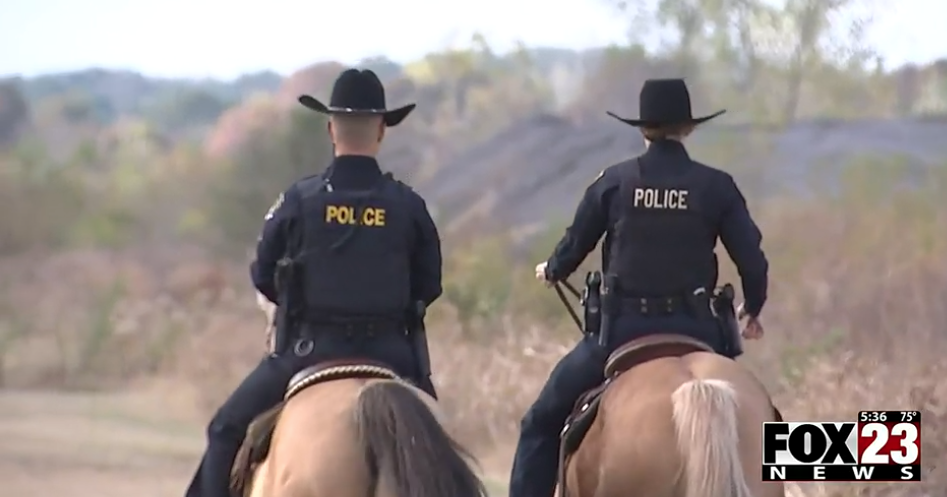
[330,115,383,149]
[354,381,487,497]
[641,123,696,141]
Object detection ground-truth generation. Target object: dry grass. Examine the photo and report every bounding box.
[1,181,945,497]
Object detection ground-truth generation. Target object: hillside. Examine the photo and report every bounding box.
[6,49,945,241]
[411,115,947,234]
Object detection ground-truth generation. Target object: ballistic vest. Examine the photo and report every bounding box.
[608,159,718,297]
[294,173,411,319]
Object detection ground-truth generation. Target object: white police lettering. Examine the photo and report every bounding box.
[632,188,689,210]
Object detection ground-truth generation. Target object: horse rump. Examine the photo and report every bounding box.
[353,380,487,497]
[671,379,753,497]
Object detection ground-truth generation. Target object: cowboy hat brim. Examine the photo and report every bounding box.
[605,109,726,127]
[298,95,416,127]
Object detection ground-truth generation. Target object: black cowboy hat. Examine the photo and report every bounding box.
[298,68,415,127]
[606,78,725,127]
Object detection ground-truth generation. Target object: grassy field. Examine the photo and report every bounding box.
[0,388,202,497]
[0,387,511,497]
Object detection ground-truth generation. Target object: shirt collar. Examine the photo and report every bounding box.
[642,139,690,160]
[326,155,382,183]
[329,155,381,173]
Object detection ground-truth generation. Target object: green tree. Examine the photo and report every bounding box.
[207,109,331,251]
[0,80,30,148]
[145,88,230,130]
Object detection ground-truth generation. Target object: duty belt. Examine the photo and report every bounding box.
[303,311,405,328]
[620,295,688,316]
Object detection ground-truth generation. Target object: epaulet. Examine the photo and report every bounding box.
[384,171,414,191]
[294,172,323,187]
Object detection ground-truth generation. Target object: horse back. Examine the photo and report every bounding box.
[563,335,781,497]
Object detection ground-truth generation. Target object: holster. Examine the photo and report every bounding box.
[582,271,602,337]
[272,257,299,357]
[600,274,619,349]
[407,301,432,379]
[712,283,743,358]
[683,287,714,320]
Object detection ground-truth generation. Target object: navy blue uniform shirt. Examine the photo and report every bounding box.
[545,139,769,317]
[250,155,443,307]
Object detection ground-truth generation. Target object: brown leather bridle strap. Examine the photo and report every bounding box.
[553,279,584,332]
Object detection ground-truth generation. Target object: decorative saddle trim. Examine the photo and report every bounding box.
[285,364,401,401]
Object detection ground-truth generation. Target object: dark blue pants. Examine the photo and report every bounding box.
[509,335,607,497]
[508,316,722,497]
[184,330,434,497]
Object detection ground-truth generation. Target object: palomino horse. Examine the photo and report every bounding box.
[559,334,784,497]
[231,294,487,497]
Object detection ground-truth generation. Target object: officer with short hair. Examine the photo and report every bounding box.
[508,78,769,497]
[185,68,442,497]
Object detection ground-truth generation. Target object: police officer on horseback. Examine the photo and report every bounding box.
[185,68,443,497]
[508,79,769,497]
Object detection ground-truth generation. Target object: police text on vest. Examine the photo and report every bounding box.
[325,205,386,226]
[632,188,688,209]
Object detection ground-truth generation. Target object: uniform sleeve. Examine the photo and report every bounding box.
[545,172,612,281]
[717,175,769,317]
[409,193,443,306]
[250,187,297,304]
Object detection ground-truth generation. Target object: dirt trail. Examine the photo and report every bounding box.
[0,388,203,497]
[0,387,509,497]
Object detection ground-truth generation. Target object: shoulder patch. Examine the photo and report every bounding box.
[264,193,284,220]
[595,169,605,181]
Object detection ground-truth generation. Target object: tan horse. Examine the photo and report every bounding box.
[234,294,488,497]
[560,334,785,497]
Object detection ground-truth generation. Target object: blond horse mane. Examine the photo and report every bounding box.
[671,379,753,497]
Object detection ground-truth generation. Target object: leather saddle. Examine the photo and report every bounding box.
[555,334,785,497]
[556,335,715,497]
[559,334,713,457]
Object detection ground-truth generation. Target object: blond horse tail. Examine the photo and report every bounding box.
[354,380,487,497]
[671,379,753,497]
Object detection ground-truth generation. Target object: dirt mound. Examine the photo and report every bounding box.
[412,115,947,234]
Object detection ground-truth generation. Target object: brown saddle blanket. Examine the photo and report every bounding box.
[229,359,400,497]
[556,334,783,497]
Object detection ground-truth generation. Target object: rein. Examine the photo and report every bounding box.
[553,280,584,332]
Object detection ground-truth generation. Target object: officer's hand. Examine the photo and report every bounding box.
[742,316,764,340]
[534,262,553,288]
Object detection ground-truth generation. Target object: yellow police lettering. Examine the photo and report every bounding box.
[361,207,386,226]
[325,205,386,226]
[633,188,689,210]
[341,206,356,224]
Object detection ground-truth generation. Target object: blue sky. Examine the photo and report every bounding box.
[1,0,944,79]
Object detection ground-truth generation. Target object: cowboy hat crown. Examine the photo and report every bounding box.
[298,68,415,127]
[607,78,725,127]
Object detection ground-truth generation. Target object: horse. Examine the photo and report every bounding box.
[558,334,785,497]
[230,294,488,497]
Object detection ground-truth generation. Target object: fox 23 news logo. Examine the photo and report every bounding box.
[762,411,921,482]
